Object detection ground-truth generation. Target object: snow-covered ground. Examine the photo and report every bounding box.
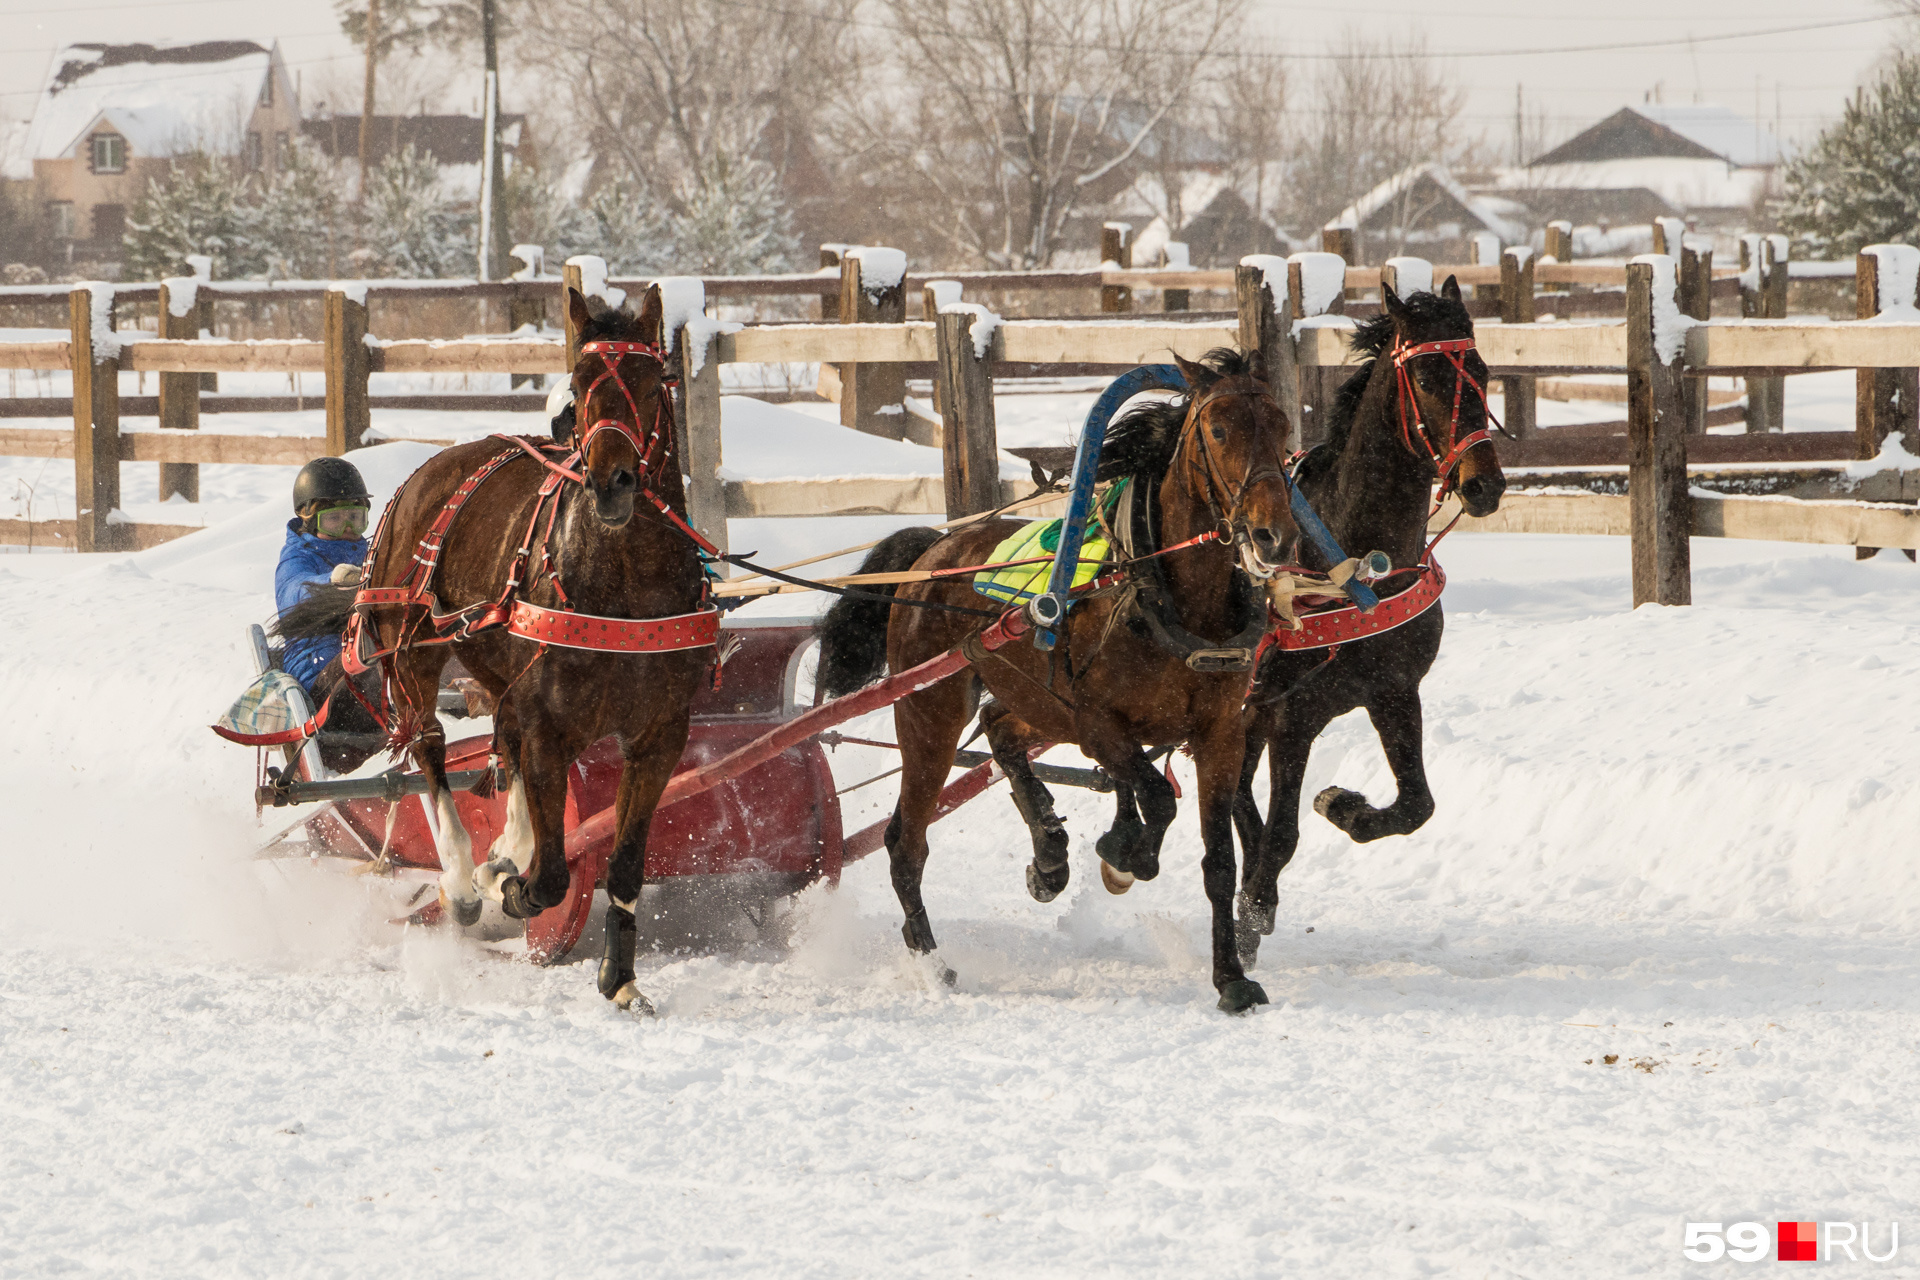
[2,413,1918,1275]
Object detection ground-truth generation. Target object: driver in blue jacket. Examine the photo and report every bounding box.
[275,457,371,696]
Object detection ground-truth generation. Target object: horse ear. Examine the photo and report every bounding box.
[1172,352,1219,394]
[1440,274,1463,303]
[1382,281,1410,326]
[637,282,664,347]
[1244,345,1269,385]
[565,287,594,340]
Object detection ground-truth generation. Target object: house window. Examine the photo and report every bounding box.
[90,133,126,174]
[275,132,291,169]
[92,204,126,243]
[245,132,263,172]
[48,201,75,239]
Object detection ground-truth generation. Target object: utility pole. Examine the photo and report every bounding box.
[357,0,381,207]
[478,0,510,281]
[1513,84,1522,168]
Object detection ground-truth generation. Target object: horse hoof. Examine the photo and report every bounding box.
[1313,786,1365,828]
[612,982,656,1016]
[1216,978,1269,1015]
[1100,859,1134,895]
[1026,862,1068,903]
[473,857,517,903]
[1131,850,1160,882]
[447,893,482,928]
[1236,891,1276,937]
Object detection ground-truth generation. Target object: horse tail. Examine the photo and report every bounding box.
[270,581,358,641]
[814,526,946,698]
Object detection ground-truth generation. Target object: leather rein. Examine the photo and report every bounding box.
[1390,335,1498,501]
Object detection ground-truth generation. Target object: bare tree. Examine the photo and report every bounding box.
[1209,43,1288,235]
[522,0,859,226]
[853,0,1242,268]
[1282,32,1470,246]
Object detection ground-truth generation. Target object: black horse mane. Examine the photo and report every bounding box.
[1095,347,1252,484]
[1296,290,1471,487]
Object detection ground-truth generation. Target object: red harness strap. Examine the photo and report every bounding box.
[508,600,720,652]
[1391,336,1497,500]
[1266,559,1447,653]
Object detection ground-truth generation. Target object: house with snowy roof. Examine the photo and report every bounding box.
[1510,104,1782,230]
[5,40,298,270]
[1325,164,1530,264]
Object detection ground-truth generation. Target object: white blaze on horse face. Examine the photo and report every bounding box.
[430,788,479,908]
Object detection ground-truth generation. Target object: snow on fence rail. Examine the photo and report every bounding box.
[3,250,1916,610]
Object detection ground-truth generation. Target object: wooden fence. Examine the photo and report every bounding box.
[4,247,1916,614]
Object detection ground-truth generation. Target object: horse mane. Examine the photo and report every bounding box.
[1298,289,1472,485]
[1095,347,1252,484]
[577,295,649,344]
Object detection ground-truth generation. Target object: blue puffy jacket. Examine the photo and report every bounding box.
[275,518,369,693]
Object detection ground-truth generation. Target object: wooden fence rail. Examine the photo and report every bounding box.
[3,248,1915,610]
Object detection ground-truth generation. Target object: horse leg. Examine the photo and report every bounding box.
[393,650,482,926]
[1093,744,1176,892]
[1231,709,1273,867]
[596,717,691,1012]
[473,699,531,897]
[1194,721,1266,1014]
[981,703,1070,903]
[886,676,973,986]
[1237,684,1352,967]
[1314,685,1436,842]
[485,711,578,921]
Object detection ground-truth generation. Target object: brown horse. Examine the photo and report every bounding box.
[287,287,715,1012]
[1232,279,1506,965]
[815,349,1299,1012]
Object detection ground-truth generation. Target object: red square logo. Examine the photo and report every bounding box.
[1778,1221,1818,1261]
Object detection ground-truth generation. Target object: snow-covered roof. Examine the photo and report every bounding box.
[1639,104,1782,168]
[1325,163,1528,242]
[1531,105,1782,171]
[0,120,30,181]
[21,41,275,165]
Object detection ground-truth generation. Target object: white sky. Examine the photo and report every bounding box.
[0,0,1903,155]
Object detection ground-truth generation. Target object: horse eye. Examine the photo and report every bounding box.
[1210,427,1226,441]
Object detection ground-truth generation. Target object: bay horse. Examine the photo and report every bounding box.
[1232,278,1506,965]
[816,349,1298,1013]
[285,286,716,1012]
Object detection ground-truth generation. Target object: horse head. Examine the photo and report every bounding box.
[565,284,673,528]
[1169,348,1300,578]
[1380,277,1506,518]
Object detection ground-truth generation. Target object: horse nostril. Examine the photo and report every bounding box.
[610,468,636,491]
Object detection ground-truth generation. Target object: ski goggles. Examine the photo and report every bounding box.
[314,501,370,539]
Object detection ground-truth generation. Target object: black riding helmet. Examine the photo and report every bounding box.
[293,457,371,513]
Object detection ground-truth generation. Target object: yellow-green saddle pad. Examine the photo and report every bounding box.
[972,480,1124,606]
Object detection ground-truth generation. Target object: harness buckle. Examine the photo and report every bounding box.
[1184,647,1254,674]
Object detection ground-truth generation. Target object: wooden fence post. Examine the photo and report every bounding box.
[1162,241,1190,312]
[1679,243,1713,434]
[1100,223,1133,313]
[1500,246,1537,439]
[1854,245,1920,559]
[1287,252,1346,448]
[69,283,122,553]
[1626,259,1691,606]
[1236,256,1296,453]
[1543,221,1573,263]
[935,310,1000,517]
[324,287,370,455]
[678,321,728,563]
[922,280,962,416]
[819,244,848,321]
[1738,235,1777,433]
[839,247,907,440]
[1651,216,1686,258]
[156,277,200,503]
[1320,226,1356,300]
[1760,235,1789,432]
[560,260,587,369]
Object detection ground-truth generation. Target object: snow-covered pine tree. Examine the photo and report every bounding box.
[122,151,263,280]
[1779,54,1920,257]
[355,145,477,278]
[672,155,798,274]
[581,174,677,274]
[253,143,348,279]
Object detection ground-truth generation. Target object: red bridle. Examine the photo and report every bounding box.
[576,339,676,477]
[1389,336,1498,498]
